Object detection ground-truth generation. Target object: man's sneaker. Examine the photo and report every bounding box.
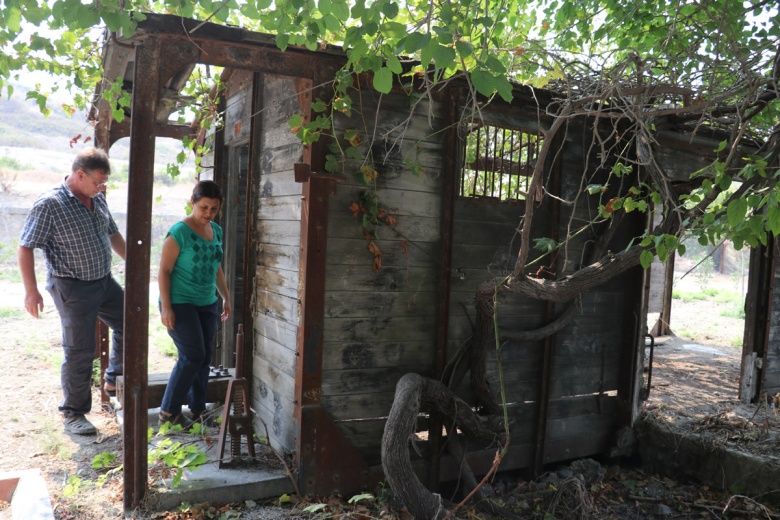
[63,415,97,435]
[103,381,117,396]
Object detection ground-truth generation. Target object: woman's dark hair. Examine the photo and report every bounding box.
[191,180,223,203]
[72,147,111,174]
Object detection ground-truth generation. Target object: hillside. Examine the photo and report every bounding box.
[0,81,187,165]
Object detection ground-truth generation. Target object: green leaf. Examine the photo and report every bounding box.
[278,493,293,505]
[586,184,605,195]
[348,493,375,504]
[402,32,429,53]
[372,67,393,93]
[6,7,22,32]
[767,206,780,235]
[727,198,747,227]
[276,34,289,51]
[381,1,399,18]
[533,237,558,253]
[303,503,327,513]
[470,69,496,97]
[386,55,403,74]
[640,250,654,269]
[430,43,456,68]
[455,40,474,58]
[332,0,350,21]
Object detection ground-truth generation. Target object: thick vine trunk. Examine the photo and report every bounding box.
[381,373,501,520]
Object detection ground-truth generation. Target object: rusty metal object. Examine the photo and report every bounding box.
[95,322,110,405]
[217,324,257,467]
[428,87,461,488]
[122,37,161,511]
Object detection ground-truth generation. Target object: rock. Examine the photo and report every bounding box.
[655,503,674,516]
[570,458,606,485]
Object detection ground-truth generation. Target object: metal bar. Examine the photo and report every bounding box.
[497,128,505,199]
[531,132,562,476]
[473,126,481,196]
[95,323,109,404]
[428,87,460,488]
[123,37,161,511]
[490,126,497,198]
[508,130,515,198]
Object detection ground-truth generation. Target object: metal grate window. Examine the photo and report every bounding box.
[460,124,543,201]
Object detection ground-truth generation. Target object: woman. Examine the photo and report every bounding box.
[158,180,231,426]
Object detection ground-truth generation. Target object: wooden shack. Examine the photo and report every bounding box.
[92,13,722,510]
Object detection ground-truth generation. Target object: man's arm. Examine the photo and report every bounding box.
[18,246,43,318]
[110,233,126,260]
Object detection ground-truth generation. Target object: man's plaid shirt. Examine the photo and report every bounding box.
[20,183,119,281]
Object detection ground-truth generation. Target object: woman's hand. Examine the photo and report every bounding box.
[160,304,176,330]
[221,300,232,322]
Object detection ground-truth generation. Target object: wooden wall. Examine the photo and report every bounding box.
[220,70,252,366]
[448,112,638,466]
[322,90,445,462]
[251,74,306,453]
[762,242,780,396]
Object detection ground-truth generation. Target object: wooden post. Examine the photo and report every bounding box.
[123,36,160,511]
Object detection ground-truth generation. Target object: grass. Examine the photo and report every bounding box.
[0,306,24,318]
[38,418,73,460]
[720,302,746,319]
[672,286,743,304]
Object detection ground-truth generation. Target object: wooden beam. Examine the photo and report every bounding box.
[123,36,160,512]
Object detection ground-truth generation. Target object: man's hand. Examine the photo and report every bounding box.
[24,289,44,318]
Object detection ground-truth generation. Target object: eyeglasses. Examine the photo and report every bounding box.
[79,169,108,188]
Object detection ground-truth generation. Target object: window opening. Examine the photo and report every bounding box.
[460,124,543,201]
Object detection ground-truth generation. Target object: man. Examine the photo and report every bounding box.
[18,147,126,435]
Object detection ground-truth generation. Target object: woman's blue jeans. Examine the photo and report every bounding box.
[160,302,218,416]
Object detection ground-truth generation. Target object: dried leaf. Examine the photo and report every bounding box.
[373,255,382,272]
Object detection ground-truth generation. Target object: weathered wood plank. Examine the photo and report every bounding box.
[256,219,301,247]
[322,392,396,420]
[332,160,442,191]
[257,243,300,272]
[321,340,434,371]
[257,288,300,327]
[331,184,441,218]
[258,170,303,197]
[453,199,526,224]
[326,237,438,268]
[258,144,305,176]
[254,313,298,350]
[322,367,417,396]
[324,264,437,293]
[224,88,251,145]
[251,378,296,453]
[328,212,441,242]
[252,356,296,408]
[255,332,297,378]
[257,194,302,221]
[323,316,437,343]
[256,266,299,299]
[325,290,436,319]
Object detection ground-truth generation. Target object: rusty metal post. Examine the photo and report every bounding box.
[123,36,161,512]
[532,132,562,476]
[95,323,110,404]
[427,88,460,488]
[94,128,112,406]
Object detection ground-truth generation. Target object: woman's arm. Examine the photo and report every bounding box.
[158,235,180,330]
[216,265,231,321]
